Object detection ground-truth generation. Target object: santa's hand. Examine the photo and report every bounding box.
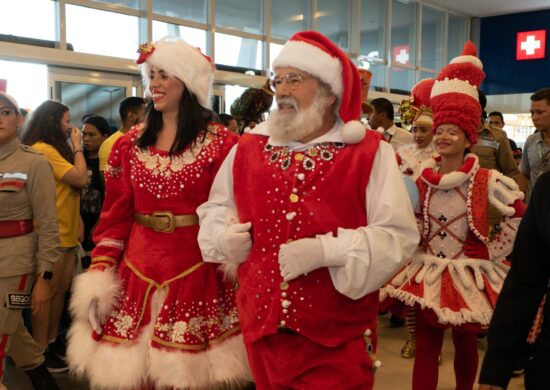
[88,298,102,334]
[218,222,252,264]
[278,238,325,282]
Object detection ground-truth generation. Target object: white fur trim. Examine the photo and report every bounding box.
[430,78,478,100]
[67,284,250,390]
[340,121,366,144]
[149,334,252,389]
[450,55,483,70]
[67,289,165,389]
[272,40,343,97]
[219,262,240,282]
[141,37,214,108]
[69,269,121,322]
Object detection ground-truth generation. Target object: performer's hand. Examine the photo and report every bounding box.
[32,277,51,315]
[278,238,325,282]
[218,222,252,264]
[478,384,504,390]
[88,298,103,334]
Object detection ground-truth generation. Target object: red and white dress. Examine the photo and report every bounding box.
[385,154,525,329]
[67,124,251,390]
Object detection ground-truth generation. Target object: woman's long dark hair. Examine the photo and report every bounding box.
[138,87,213,155]
[21,100,73,163]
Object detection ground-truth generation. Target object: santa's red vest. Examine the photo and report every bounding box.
[233,131,382,346]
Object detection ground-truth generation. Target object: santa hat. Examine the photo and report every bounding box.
[137,37,215,109]
[0,92,19,112]
[430,40,486,144]
[272,31,365,144]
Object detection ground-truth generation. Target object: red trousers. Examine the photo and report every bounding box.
[245,331,374,390]
[412,310,478,390]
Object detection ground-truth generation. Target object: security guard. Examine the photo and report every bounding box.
[0,92,60,389]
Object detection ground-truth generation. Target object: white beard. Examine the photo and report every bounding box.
[267,92,332,143]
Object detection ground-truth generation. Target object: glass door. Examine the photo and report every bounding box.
[48,67,142,130]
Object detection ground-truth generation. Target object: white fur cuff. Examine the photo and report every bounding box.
[69,269,121,322]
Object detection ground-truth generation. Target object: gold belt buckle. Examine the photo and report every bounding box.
[151,211,176,233]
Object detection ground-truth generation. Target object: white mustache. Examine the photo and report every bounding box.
[277,97,298,110]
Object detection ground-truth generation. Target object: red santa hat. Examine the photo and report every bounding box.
[272,31,365,144]
[137,37,215,109]
[430,40,486,144]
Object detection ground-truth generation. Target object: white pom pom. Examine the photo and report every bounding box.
[364,328,372,336]
[341,120,366,144]
[374,360,382,368]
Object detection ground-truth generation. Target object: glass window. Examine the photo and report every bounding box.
[390,67,415,94]
[360,0,386,61]
[0,0,55,41]
[152,22,207,53]
[316,0,350,51]
[215,33,263,70]
[421,6,444,70]
[391,0,417,66]
[66,5,139,59]
[85,0,140,9]
[269,43,284,73]
[215,0,263,34]
[270,0,310,40]
[0,60,48,110]
[420,71,436,81]
[448,14,468,62]
[153,0,208,24]
[367,62,387,92]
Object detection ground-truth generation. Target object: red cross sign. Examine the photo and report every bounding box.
[516,30,546,60]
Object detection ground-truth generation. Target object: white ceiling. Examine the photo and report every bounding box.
[426,0,550,17]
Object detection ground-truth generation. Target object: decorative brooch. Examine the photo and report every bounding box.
[399,98,418,126]
[137,42,155,64]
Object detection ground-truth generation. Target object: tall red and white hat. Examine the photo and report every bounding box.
[411,78,435,127]
[430,40,486,144]
[272,31,365,143]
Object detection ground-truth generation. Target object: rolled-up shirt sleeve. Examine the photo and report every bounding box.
[324,141,420,299]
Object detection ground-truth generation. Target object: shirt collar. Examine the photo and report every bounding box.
[0,137,21,160]
[385,124,398,136]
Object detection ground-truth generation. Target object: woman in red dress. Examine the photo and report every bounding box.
[67,38,250,390]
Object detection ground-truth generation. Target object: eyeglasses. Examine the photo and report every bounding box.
[269,73,312,91]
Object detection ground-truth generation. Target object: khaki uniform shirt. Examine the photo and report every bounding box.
[0,138,60,277]
[472,124,519,182]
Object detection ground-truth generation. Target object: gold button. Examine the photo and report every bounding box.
[294,153,305,161]
[289,194,299,203]
[308,148,318,156]
[280,282,289,290]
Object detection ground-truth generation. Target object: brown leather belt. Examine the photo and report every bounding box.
[134,211,198,233]
[0,219,33,238]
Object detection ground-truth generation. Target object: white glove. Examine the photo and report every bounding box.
[278,238,326,282]
[489,172,524,216]
[88,298,102,334]
[218,222,252,264]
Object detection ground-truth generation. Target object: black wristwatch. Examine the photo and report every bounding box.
[39,271,53,280]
